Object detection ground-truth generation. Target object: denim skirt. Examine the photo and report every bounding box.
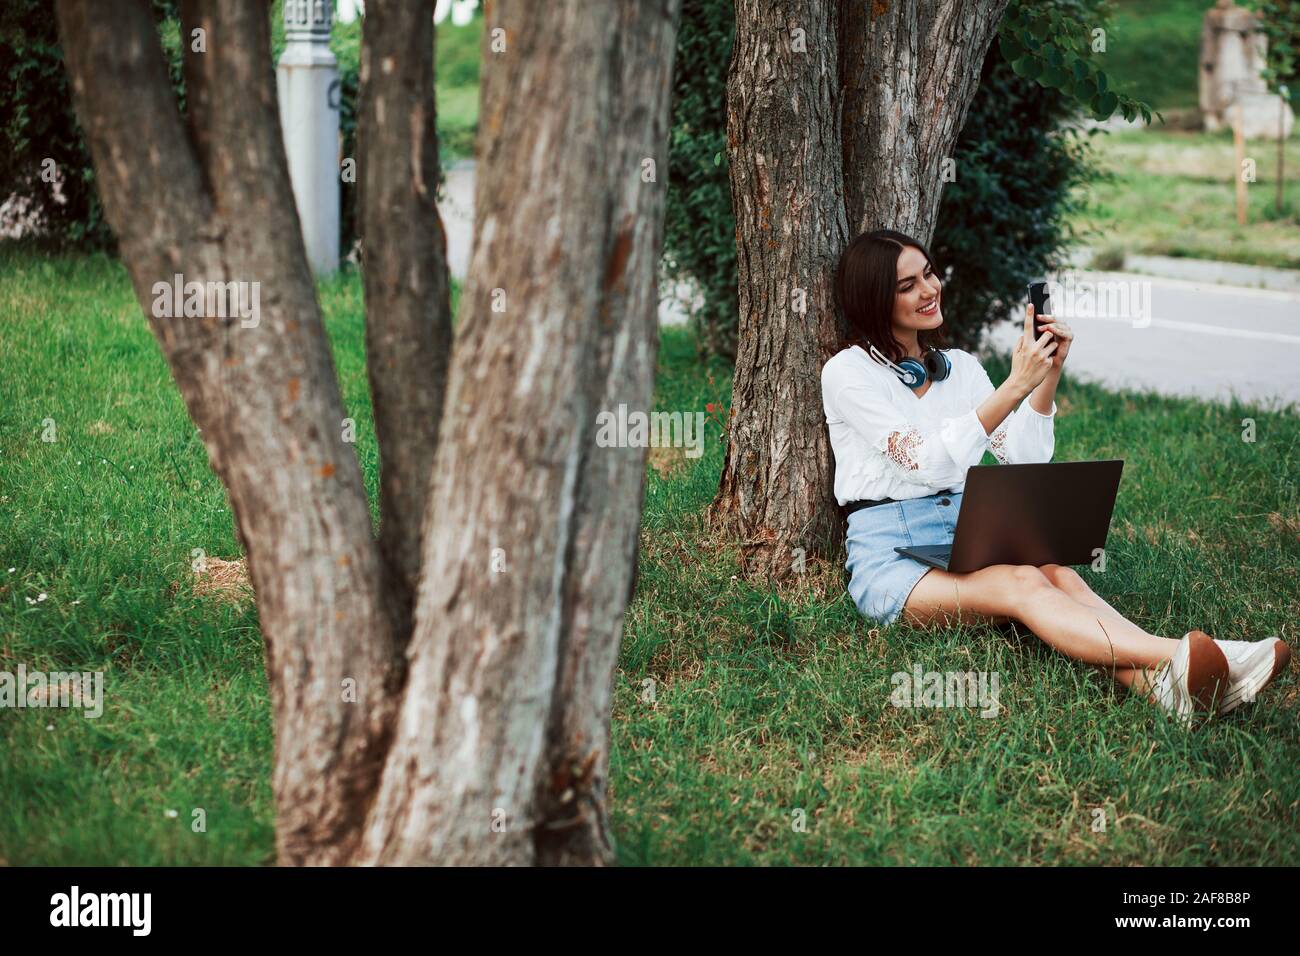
[845,490,964,626]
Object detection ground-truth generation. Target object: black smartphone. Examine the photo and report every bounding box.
[1028,279,1051,339]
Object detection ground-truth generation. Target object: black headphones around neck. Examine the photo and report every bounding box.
[864,342,952,390]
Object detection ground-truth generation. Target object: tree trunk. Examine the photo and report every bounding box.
[709,0,849,577]
[531,0,680,866]
[62,0,679,867]
[357,0,454,640]
[357,0,681,865]
[840,0,1010,238]
[58,0,401,865]
[712,0,1008,579]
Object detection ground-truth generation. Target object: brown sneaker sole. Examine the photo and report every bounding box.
[1184,630,1230,714]
[1273,641,1293,681]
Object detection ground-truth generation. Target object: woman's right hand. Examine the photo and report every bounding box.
[1007,303,1058,397]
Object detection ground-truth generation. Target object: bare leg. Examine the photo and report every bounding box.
[902,563,1180,669]
[1037,564,1124,616]
[1037,564,1167,691]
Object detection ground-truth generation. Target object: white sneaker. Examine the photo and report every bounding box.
[1147,631,1229,726]
[1212,637,1292,715]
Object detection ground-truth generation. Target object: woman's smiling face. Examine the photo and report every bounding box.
[892,245,943,336]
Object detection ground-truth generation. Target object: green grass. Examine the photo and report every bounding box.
[1073,129,1300,268]
[433,14,482,160]
[303,2,481,164]
[1103,0,1207,113]
[1080,4,1300,268]
[1,247,1297,865]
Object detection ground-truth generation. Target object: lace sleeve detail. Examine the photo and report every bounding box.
[879,425,925,472]
[989,425,1009,465]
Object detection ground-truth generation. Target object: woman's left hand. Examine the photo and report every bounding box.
[1034,310,1073,369]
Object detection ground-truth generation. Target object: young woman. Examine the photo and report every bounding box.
[822,229,1291,724]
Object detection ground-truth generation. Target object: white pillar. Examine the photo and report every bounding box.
[277,0,340,276]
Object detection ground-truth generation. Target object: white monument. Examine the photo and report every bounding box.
[1199,0,1294,140]
[277,0,340,275]
[335,0,481,25]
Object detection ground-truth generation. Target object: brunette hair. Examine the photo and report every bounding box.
[836,229,948,365]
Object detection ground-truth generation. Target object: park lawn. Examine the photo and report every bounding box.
[1,246,1297,866]
[1074,129,1300,270]
[1103,0,1208,113]
[301,2,481,164]
[432,12,482,161]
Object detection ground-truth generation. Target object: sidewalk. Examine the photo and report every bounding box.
[981,268,1300,409]
[1069,247,1300,294]
[438,160,1299,314]
[440,161,1300,408]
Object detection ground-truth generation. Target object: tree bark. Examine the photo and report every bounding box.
[357,0,454,639]
[62,0,678,867]
[713,0,1009,579]
[57,0,400,866]
[532,0,679,866]
[839,0,1010,238]
[358,0,681,866]
[709,0,849,577]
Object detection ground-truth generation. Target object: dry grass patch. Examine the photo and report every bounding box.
[186,556,252,605]
[646,445,690,479]
[1265,512,1300,539]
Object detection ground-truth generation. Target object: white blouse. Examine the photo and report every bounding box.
[821,345,1056,506]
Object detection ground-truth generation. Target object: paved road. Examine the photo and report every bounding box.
[438,164,1299,410]
[981,271,1300,410]
[439,162,476,281]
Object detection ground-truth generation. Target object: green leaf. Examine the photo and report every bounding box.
[1042,64,1068,88]
[1096,70,1108,94]
[1092,90,1119,117]
[1012,56,1042,81]
[1000,34,1025,62]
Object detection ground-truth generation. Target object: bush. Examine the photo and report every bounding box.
[0,1,180,248]
[316,10,363,258]
[930,32,1098,352]
[1255,0,1300,95]
[662,0,736,359]
[2,0,472,253]
[662,0,1104,361]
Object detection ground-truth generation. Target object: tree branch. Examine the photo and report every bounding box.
[358,0,680,866]
[56,0,401,865]
[534,0,681,866]
[839,0,1010,239]
[357,0,454,640]
[178,0,217,193]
